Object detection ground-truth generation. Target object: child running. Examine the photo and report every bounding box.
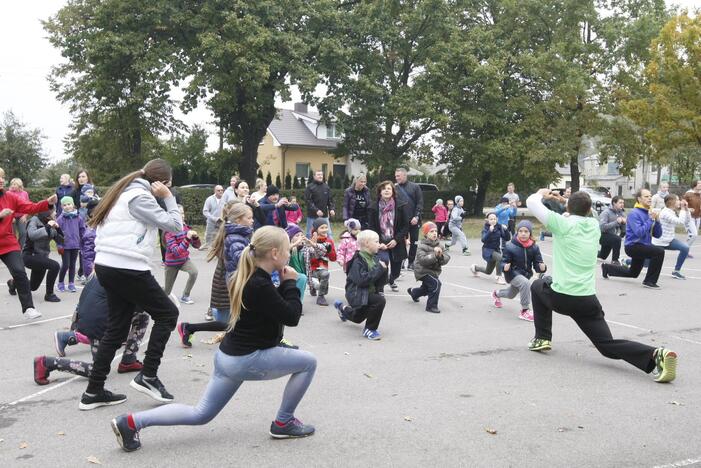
[33,275,149,386]
[334,230,389,340]
[492,220,546,322]
[526,188,677,383]
[408,222,450,313]
[337,218,361,273]
[447,195,470,255]
[308,218,336,306]
[110,226,317,451]
[471,212,510,284]
[432,199,448,239]
[163,205,201,304]
[56,196,86,293]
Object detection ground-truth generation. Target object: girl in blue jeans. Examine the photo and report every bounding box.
[111,226,317,451]
[651,194,692,279]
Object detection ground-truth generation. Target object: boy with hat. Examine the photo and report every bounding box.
[408,222,450,313]
[254,185,299,229]
[309,218,336,306]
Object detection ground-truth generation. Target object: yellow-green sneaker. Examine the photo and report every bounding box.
[653,348,677,383]
[528,338,552,352]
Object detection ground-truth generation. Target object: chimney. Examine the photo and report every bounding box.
[293,102,308,113]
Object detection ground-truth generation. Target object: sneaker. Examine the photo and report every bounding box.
[518,309,534,322]
[269,418,315,439]
[462,248,471,256]
[407,288,419,303]
[492,291,502,308]
[444,243,450,251]
[111,414,141,452]
[76,275,86,283]
[642,281,661,289]
[79,389,128,410]
[496,276,506,285]
[624,258,632,266]
[316,295,328,306]
[671,271,686,280]
[177,322,192,348]
[204,308,214,321]
[528,338,552,352]
[130,373,174,403]
[33,356,50,385]
[334,300,348,322]
[56,282,65,293]
[310,277,321,290]
[653,348,678,383]
[180,295,194,305]
[7,279,16,295]
[309,288,317,296]
[54,331,77,357]
[426,307,441,314]
[24,308,42,320]
[687,253,694,259]
[68,283,77,293]
[278,338,299,349]
[611,260,621,266]
[389,283,399,292]
[470,264,478,277]
[44,293,61,302]
[601,263,609,279]
[363,328,382,340]
[117,360,144,374]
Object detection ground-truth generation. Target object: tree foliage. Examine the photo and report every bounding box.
[0,111,47,185]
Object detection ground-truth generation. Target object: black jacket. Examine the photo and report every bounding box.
[304,180,335,217]
[344,252,386,309]
[395,181,423,220]
[501,238,545,283]
[23,215,63,256]
[368,197,410,262]
[220,268,302,356]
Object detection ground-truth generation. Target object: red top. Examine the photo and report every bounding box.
[0,191,49,255]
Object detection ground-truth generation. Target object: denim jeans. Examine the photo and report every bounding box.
[134,347,317,430]
[646,239,689,272]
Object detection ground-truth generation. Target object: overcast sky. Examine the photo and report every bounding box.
[0,1,697,164]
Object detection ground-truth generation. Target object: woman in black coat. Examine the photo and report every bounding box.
[368,180,409,292]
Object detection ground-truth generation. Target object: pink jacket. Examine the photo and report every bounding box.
[337,231,359,272]
[432,204,448,223]
[286,206,303,225]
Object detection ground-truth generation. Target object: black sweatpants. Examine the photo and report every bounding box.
[1,250,33,312]
[598,232,622,262]
[605,243,664,284]
[347,293,385,331]
[407,223,419,266]
[87,265,179,393]
[530,279,656,373]
[23,253,59,295]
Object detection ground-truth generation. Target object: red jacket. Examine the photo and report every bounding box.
[309,236,337,271]
[0,191,49,255]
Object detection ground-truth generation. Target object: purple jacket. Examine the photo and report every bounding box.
[82,226,96,276]
[56,211,85,250]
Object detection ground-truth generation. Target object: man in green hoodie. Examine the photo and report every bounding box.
[525,188,677,383]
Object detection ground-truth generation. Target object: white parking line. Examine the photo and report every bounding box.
[652,456,701,468]
[0,314,72,331]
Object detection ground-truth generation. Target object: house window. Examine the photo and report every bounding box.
[333,164,346,178]
[295,163,310,179]
[326,124,340,139]
[321,163,328,179]
[607,163,619,175]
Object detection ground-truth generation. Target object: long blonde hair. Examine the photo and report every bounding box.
[206,201,252,262]
[88,159,172,228]
[228,226,289,329]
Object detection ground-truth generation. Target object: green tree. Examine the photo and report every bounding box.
[38,157,81,187]
[0,111,47,186]
[161,126,209,186]
[285,172,292,190]
[275,174,282,188]
[265,171,273,188]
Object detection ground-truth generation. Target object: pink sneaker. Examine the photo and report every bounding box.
[492,291,502,308]
[519,309,534,322]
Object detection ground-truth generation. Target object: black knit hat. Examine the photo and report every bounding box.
[266,185,280,197]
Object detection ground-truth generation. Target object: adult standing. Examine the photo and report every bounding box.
[597,196,626,265]
[503,182,521,237]
[368,181,409,292]
[71,169,94,208]
[9,178,30,247]
[304,170,335,237]
[683,180,701,257]
[394,167,423,269]
[343,175,371,229]
[202,185,225,247]
[250,178,268,204]
[254,185,299,229]
[651,181,669,212]
[221,175,239,204]
[0,167,57,320]
[601,189,664,289]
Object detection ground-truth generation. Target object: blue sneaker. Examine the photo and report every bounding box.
[180,296,194,305]
[363,328,381,340]
[111,414,141,452]
[671,271,686,280]
[269,418,315,439]
[57,282,65,293]
[334,300,348,322]
[68,283,77,293]
[54,331,77,357]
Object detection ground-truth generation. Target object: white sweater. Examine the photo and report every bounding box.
[652,207,690,247]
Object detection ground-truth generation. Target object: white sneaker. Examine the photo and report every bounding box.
[496,276,506,285]
[470,264,478,276]
[310,277,321,290]
[24,308,42,320]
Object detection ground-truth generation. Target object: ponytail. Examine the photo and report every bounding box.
[227,245,256,329]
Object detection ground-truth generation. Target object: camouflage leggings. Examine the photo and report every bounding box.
[45,312,149,377]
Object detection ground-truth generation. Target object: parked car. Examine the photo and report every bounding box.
[585,186,612,198]
[178,184,217,190]
[417,183,439,192]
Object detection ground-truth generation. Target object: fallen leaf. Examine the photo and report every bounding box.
[0,438,4,443]
[19,442,28,449]
[182,354,193,359]
[363,373,373,379]
[87,455,102,464]
[668,400,684,406]
[485,428,497,435]
[577,425,584,429]
[344,352,350,355]
[57,431,65,436]
[404,416,413,422]
[618,293,627,296]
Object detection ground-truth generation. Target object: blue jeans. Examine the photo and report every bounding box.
[134,347,317,430]
[666,238,689,271]
[211,307,230,323]
[306,217,331,238]
[296,273,307,300]
[410,275,441,309]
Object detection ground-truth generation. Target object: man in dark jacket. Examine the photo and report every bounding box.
[394,167,423,269]
[254,185,299,229]
[304,170,335,237]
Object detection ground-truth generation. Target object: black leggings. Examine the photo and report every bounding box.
[605,243,664,284]
[59,248,79,284]
[598,232,622,262]
[1,250,33,312]
[23,253,59,295]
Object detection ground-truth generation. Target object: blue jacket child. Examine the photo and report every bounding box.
[501,221,545,283]
[481,218,511,263]
[494,197,517,227]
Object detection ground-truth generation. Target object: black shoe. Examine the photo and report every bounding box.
[130,372,174,402]
[79,389,127,410]
[7,279,16,296]
[426,307,441,314]
[44,293,61,302]
[407,288,419,303]
[269,418,315,439]
[390,283,399,292]
[601,263,609,279]
[111,414,141,452]
[642,281,661,290]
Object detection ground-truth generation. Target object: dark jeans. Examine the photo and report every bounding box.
[598,232,622,262]
[59,248,79,284]
[87,265,179,394]
[411,274,441,309]
[531,279,656,372]
[23,253,59,295]
[407,223,419,265]
[378,250,402,287]
[348,293,385,331]
[1,250,33,312]
[605,243,664,284]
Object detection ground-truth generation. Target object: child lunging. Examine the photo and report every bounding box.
[56,196,86,292]
[334,230,388,340]
[408,222,450,313]
[492,220,546,322]
[337,218,361,273]
[471,212,510,284]
[447,195,470,255]
[163,205,201,304]
[111,226,317,451]
[308,218,337,306]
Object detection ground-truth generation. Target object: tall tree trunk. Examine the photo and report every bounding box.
[570,152,581,192]
[239,130,262,186]
[473,170,491,216]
